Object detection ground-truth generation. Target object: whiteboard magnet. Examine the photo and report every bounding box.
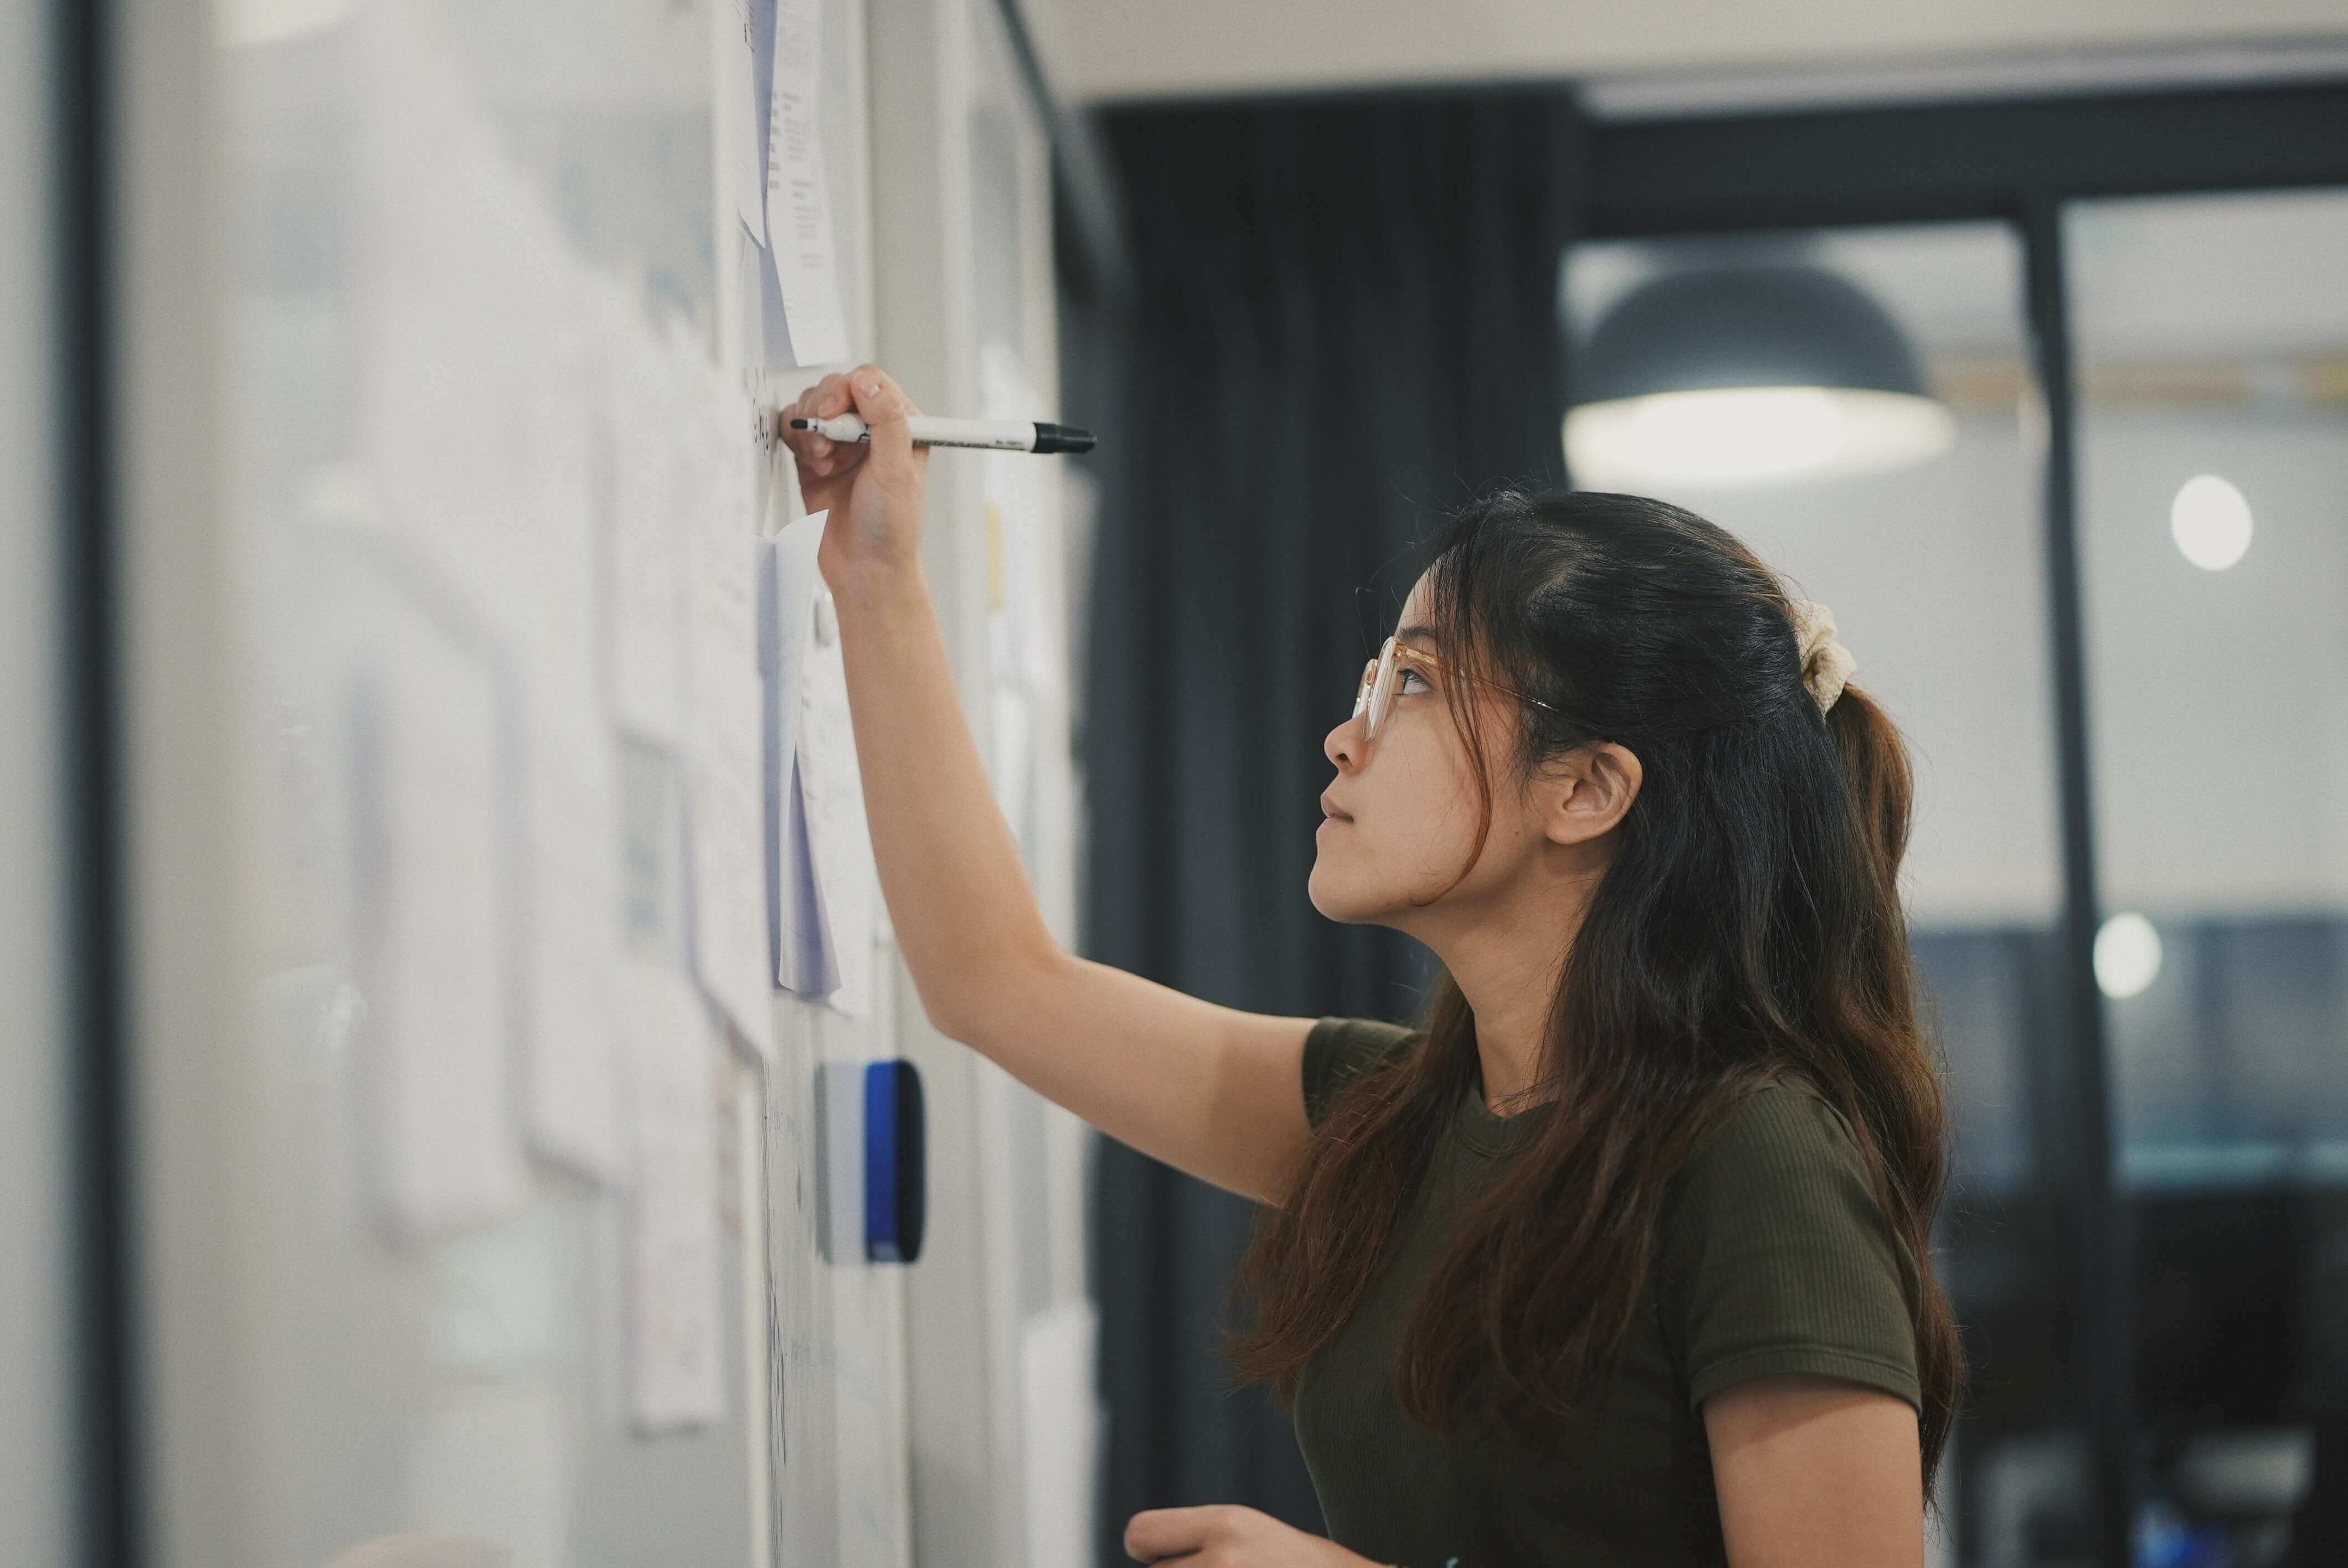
[862,1060,925,1265]
[811,1059,925,1265]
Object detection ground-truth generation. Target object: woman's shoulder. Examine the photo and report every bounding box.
[1654,1072,1924,1412]
[1661,1074,1889,1233]
[1686,1074,1868,1173]
[1660,1073,1922,1306]
[1662,1080,1897,1277]
[1301,1016,1419,1129]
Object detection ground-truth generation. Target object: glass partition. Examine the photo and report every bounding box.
[1565,223,2094,1566]
[2070,187,2348,1568]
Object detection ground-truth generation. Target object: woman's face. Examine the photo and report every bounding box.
[1309,574,1557,929]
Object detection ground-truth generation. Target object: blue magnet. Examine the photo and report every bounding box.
[861,1060,925,1264]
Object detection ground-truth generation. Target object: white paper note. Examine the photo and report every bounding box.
[776,752,832,996]
[760,513,825,994]
[685,695,773,1058]
[516,700,625,1183]
[796,586,878,1015]
[980,342,1057,864]
[356,8,628,1193]
[683,374,776,1059]
[348,584,530,1237]
[601,301,688,746]
[501,302,626,1184]
[728,0,767,239]
[683,376,762,719]
[765,0,848,368]
[355,7,596,647]
[400,1384,570,1568]
[625,961,728,1433]
[759,511,876,1014]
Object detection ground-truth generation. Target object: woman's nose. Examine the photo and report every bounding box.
[1325,713,1363,771]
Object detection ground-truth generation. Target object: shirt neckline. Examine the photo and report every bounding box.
[1453,1074,1557,1159]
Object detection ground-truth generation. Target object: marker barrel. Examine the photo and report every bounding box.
[784,412,1094,454]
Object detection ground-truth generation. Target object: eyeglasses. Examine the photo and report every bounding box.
[1351,635,1555,747]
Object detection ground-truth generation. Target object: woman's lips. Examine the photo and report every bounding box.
[1320,793,1353,822]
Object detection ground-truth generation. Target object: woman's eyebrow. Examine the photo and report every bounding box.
[1393,624,1442,649]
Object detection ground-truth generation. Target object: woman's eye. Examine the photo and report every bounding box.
[1396,666,1433,695]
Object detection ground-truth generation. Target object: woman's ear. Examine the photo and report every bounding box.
[1545,742,1642,847]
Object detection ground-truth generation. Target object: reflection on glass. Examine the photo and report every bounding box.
[2072,186,2348,1568]
[1565,223,2090,1565]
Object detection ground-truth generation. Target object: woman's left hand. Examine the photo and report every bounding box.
[1124,1504,1380,1565]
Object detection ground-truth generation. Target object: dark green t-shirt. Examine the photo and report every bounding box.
[1291,1018,1923,1568]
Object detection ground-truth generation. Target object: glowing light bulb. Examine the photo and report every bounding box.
[2094,912,2163,1000]
[1564,387,1954,489]
[2170,474,2253,571]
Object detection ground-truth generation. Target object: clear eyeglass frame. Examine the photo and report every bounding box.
[1350,635,1555,749]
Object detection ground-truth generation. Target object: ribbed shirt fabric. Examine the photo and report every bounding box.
[1289,1017,1922,1568]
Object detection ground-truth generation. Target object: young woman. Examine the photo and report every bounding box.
[783,366,1963,1568]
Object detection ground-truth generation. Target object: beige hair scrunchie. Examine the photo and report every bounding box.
[1789,598,1858,714]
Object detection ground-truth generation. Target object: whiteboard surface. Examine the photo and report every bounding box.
[212,0,904,1561]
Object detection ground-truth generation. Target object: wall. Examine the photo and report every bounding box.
[0,0,76,1561]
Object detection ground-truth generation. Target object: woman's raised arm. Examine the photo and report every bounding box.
[780,365,1316,1204]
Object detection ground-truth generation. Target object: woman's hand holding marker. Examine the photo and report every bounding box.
[780,364,929,590]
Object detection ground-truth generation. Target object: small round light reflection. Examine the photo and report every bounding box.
[2094,912,2164,1000]
[2170,474,2253,571]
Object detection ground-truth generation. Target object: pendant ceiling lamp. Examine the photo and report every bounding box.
[1564,264,1956,489]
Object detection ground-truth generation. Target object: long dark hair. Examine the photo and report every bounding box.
[1229,488,1965,1503]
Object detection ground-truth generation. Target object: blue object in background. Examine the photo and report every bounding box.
[862,1060,925,1263]
[2135,1496,2232,1568]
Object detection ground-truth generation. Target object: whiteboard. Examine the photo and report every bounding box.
[204,0,910,1562]
[129,0,1092,1559]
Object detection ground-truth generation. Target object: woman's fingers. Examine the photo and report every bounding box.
[1124,1504,1238,1561]
[784,372,869,481]
[842,364,923,492]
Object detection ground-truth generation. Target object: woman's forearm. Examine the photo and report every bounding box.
[827,559,1059,1044]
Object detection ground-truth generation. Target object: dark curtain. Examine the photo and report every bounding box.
[1064,91,1588,1559]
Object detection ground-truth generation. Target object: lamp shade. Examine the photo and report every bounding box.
[1566,264,1955,488]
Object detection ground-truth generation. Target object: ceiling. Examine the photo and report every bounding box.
[1035,0,2348,110]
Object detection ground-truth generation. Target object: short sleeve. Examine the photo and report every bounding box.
[1301,1017,1418,1131]
[1655,1082,1923,1416]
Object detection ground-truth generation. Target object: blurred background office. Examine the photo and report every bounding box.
[1053,12,2348,1568]
[6,2,2347,1567]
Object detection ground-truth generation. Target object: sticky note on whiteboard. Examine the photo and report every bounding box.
[764,0,848,367]
[760,512,878,1015]
[624,960,728,1432]
[760,514,821,992]
[344,575,529,1240]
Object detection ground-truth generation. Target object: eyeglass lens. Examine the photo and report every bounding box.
[1354,637,1398,739]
